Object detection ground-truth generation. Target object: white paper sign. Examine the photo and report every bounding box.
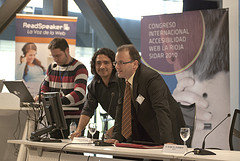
[162,144,187,154]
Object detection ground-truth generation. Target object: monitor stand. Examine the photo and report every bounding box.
[30,125,54,141]
[40,137,62,142]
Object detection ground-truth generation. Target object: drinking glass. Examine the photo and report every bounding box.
[88,123,97,140]
[180,127,190,146]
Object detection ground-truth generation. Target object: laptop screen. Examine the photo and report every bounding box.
[3,80,35,103]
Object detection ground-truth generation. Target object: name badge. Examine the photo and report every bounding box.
[136,94,145,105]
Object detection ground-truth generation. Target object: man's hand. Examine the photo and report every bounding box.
[105,126,114,139]
[34,95,39,102]
[105,139,119,145]
[70,129,82,140]
[173,77,212,130]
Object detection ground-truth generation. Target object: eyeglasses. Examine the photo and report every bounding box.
[113,60,134,66]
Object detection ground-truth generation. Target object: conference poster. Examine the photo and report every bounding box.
[141,9,230,149]
[15,14,77,96]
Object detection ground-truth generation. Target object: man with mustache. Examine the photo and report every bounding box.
[70,48,119,139]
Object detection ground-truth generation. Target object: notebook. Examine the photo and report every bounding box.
[3,80,35,104]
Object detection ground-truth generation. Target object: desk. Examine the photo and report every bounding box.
[16,106,79,161]
[0,93,80,161]
[8,139,240,161]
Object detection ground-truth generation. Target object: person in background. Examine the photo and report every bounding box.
[40,37,88,139]
[16,42,45,82]
[70,48,119,140]
[106,44,185,145]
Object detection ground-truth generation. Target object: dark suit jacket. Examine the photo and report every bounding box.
[112,64,185,144]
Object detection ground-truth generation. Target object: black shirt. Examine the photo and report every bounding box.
[81,74,119,119]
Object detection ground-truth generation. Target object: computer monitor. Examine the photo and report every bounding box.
[30,92,67,142]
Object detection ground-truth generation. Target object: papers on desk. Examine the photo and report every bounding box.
[115,143,163,149]
[72,137,93,144]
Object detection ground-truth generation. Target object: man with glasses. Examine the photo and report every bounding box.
[107,44,185,145]
[70,48,120,140]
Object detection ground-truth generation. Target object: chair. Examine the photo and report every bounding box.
[229,109,240,150]
[179,103,196,147]
[100,113,109,133]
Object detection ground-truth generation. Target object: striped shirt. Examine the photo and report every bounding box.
[41,58,88,115]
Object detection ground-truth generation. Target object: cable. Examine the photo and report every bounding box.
[12,110,22,156]
[58,142,93,161]
[13,111,20,156]
[13,110,21,139]
[60,129,65,139]
[12,103,43,156]
[58,143,72,161]
[36,102,44,126]
[87,155,90,161]
[184,150,195,156]
[26,114,30,140]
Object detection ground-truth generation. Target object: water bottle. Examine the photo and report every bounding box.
[69,121,77,135]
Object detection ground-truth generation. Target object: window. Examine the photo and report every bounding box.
[103,0,183,20]
[0,0,183,135]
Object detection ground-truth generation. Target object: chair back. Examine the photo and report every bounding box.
[179,103,196,147]
[229,109,240,150]
[100,113,109,133]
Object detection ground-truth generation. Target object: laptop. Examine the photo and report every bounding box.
[3,80,35,105]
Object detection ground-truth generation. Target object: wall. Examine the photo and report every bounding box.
[0,111,27,161]
[223,0,239,114]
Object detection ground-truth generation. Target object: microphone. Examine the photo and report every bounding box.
[104,92,115,138]
[107,92,115,121]
[194,113,231,155]
[35,63,57,131]
[94,92,115,146]
[38,63,57,104]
